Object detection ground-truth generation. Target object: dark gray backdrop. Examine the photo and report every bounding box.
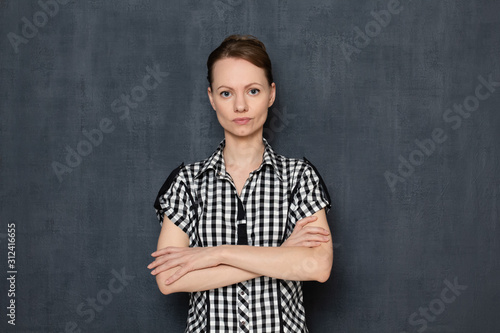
[1,0,499,332]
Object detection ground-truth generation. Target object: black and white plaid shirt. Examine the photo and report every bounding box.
[154,138,331,333]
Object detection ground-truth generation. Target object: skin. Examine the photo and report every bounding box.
[148,57,333,295]
[208,57,276,195]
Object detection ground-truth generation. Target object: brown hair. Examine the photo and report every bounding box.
[207,34,274,87]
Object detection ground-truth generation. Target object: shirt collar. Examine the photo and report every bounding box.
[194,138,283,181]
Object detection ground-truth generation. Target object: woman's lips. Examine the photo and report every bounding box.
[233,117,251,125]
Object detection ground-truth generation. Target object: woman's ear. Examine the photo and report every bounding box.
[268,82,276,107]
[207,86,216,111]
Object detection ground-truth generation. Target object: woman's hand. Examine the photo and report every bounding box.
[148,246,221,285]
[281,215,330,248]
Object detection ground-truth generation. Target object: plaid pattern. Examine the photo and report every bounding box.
[156,138,331,333]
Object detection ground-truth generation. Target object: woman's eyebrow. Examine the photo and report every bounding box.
[217,82,264,90]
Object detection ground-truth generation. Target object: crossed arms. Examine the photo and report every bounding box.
[147,208,333,295]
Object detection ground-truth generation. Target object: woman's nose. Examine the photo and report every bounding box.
[234,93,248,112]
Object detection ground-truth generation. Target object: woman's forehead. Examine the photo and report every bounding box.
[211,58,267,88]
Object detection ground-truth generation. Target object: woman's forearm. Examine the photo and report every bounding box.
[151,209,333,290]
[157,264,260,295]
[158,243,332,295]
[219,243,333,282]
[218,209,333,282]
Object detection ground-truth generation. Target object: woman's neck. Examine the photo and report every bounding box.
[223,132,265,169]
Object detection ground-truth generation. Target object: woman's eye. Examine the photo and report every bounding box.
[220,91,231,98]
[249,89,260,95]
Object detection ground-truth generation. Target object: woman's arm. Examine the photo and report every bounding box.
[151,216,262,295]
[150,209,333,290]
[220,208,332,282]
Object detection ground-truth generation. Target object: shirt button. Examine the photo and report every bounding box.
[240,320,247,326]
[240,291,245,296]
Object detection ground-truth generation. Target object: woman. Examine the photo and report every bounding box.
[148,35,333,333]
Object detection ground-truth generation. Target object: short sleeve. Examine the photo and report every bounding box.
[288,159,331,225]
[154,165,194,236]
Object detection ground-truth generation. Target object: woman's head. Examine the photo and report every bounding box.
[207,35,274,88]
[206,35,276,141]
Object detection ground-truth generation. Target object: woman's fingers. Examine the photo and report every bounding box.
[151,246,184,257]
[292,227,330,241]
[148,247,220,278]
[307,232,329,240]
[150,257,181,275]
[147,260,160,270]
[165,266,190,285]
[282,234,329,247]
[300,226,330,235]
[150,253,193,275]
[148,251,183,270]
[148,247,187,270]
[282,218,331,247]
[295,216,318,229]
[294,234,330,246]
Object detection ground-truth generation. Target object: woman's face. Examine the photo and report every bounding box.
[208,57,276,141]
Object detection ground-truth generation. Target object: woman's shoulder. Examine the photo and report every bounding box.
[164,158,209,182]
[273,150,329,194]
[272,151,313,176]
[153,158,208,210]
[273,151,331,205]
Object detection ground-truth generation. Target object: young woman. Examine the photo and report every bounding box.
[148,35,333,333]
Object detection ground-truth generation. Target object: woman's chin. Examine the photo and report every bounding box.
[225,129,263,140]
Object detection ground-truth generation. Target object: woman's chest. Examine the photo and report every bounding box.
[191,174,292,247]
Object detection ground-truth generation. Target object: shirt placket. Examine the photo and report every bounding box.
[219,156,258,332]
[237,281,250,332]
[236,172,257,332]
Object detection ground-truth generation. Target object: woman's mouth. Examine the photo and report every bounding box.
[233,117,251,125]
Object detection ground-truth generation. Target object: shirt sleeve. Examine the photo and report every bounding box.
[288,160,331,225]
[154,168,194,236]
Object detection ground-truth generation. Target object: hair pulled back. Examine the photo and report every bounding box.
[207,34,274,87]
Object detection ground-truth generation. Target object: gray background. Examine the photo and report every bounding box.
[1,0,499,332]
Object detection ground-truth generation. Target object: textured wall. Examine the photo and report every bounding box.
[1,0,499,332]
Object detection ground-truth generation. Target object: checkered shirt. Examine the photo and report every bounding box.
[155,138,331,333]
